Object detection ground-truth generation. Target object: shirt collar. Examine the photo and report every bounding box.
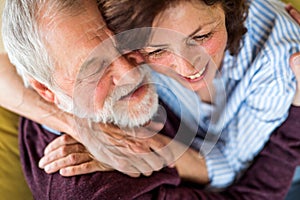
[221,51,243,81]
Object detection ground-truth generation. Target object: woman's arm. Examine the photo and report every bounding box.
[0,53,176,177]
[0,53,74,134]
[290,53,300,106]
[286,3,300,23]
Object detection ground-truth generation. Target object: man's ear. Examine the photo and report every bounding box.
[29,79,55,103]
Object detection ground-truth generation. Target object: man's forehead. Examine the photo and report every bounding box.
[83,24,114,44]
[43,1,115,94]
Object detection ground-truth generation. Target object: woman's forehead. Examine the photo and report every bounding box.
[153,1,224,30]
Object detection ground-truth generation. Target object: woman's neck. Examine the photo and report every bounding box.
[196,83,215,104]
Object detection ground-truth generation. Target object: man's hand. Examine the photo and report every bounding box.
[39,134,113,176]
[39,120,175,177]
[88,121,175,176]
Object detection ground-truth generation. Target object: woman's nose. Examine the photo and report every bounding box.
[172,45,205,76]
[171,53,198,76]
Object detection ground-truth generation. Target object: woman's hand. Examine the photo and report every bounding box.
[286,4,300,23]
[290,53,300,106]
[286,5,300,106]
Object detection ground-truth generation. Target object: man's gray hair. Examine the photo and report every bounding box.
[2,0,83,88]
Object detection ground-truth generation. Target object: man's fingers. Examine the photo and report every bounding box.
[59,160,113,176]
[102,147,151,175]
[98,123,127,138]
[110,139,167,174]
[144,121,164,133]
[39,143,87,168]
[43,153,92,174]
[123,157,153,176]
[44,134,78,155]
[130,122,163,138]
[140,152,165,172]
[146,135,175,165]
[123,134,175,170]
[99,121,163,138]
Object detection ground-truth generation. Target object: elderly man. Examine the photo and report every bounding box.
[2,0,300,199]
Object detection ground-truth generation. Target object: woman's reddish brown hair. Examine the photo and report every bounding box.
[98,0,248,55]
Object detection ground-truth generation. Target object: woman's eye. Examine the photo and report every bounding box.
[189,32,213,45]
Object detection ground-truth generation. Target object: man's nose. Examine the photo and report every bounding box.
[111,56,141,86]
[126,51,145,65]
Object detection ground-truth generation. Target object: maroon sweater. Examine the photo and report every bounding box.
[19,105,300,200]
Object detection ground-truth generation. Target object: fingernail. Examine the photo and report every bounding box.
[44,165,51,173]
[168,162,176,168]
[293,55,300,66]
[59,169,65,175]
[38,159,45,168]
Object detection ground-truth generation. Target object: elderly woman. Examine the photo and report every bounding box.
[98,0,300,188]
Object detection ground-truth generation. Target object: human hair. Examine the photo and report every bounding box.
[2,0,83,88]
[99,0,248,55]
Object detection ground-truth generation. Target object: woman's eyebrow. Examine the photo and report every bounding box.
[146,44,169,48]
[146,20,221,47]
[188,26,203,37]
[188,20,220,37]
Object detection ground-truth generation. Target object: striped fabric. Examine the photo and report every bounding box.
[152,0,300,188]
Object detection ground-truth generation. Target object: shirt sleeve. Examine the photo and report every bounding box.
[205,55,296,188]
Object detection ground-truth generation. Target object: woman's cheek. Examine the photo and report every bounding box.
[202,34,227,68]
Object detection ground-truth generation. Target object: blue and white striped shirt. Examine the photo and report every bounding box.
[152,0,299,188]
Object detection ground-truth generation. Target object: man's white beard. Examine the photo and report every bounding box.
[56,66,159,128]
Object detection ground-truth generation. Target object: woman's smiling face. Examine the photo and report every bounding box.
[141,1,228,92]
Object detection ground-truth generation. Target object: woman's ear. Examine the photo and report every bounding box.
[29,79,55,103]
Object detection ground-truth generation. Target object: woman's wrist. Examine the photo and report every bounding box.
[292,93,300,107]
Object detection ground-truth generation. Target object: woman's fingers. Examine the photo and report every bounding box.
[290,53,300,106]
[286,4,300,23]
[290,53,300,82]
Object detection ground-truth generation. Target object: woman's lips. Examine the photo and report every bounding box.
[180,62,208,82]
